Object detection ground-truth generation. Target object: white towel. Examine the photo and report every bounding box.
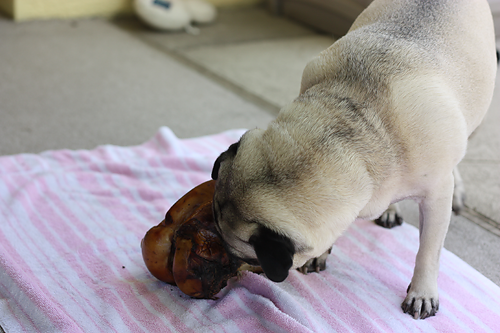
[1,127,499,332]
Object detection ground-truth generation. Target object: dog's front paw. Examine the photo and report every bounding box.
[375,203,403,229]
[401,283,439,320]
[297,248,332,274]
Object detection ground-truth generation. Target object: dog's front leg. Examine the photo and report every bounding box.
[402,173,454,319]
[297,247,332,274]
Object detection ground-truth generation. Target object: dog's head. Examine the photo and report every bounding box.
[211,130,294,282]
[211,129,358,282]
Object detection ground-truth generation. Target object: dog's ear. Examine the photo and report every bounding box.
[211,140,240,180]
[250,226,295,282]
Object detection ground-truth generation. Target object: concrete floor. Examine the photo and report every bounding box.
[0,4,499,293]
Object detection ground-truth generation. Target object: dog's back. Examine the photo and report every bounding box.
[290,0,497,216]
[301,0,497,136]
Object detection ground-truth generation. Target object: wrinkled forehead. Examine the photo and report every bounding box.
[213,197,240,230]
[213,187,271,235]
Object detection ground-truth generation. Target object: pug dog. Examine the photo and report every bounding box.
[211,0,497,320]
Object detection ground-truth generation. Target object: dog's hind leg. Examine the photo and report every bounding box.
[452,166,465,215]
[375,203,404,229]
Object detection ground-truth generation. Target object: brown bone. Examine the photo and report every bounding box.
[141,180,255,299]
[141,180,216,285]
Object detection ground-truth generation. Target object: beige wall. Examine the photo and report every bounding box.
[0,0,262,21]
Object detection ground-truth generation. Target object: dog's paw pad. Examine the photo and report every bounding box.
[375,208,403,229]
[401,285,439,320]
[297,248,331,274]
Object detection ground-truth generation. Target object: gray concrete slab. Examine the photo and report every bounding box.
[0,15,274,156]
[465,102,500,161]
[113,6,324,114]
[183,35,335,107]
[115,6,317,51]
[459,162,500,222]
[460,69,500,223]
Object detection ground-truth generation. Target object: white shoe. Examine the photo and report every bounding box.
[184,0,217,24]
[134,0,191,31]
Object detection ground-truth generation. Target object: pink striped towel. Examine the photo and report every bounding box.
[1,127,499,332]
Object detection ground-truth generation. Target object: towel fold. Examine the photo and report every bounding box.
[1,127,499,333]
